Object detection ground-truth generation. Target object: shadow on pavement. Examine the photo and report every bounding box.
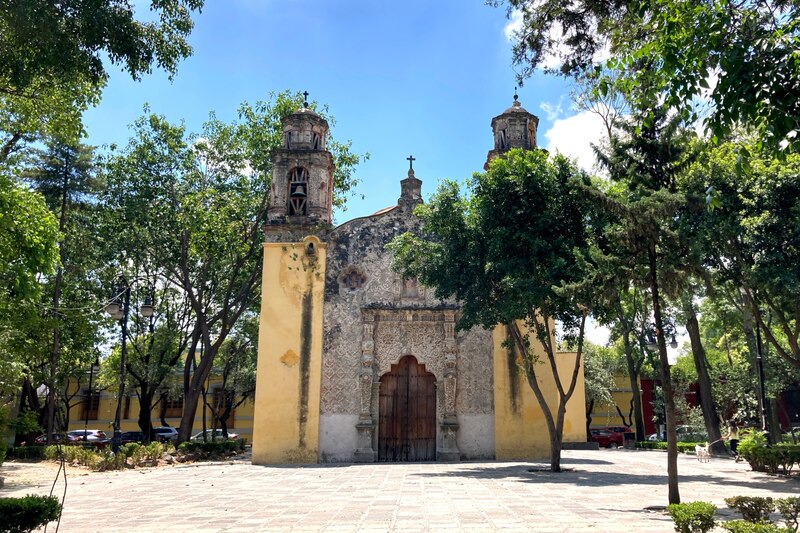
[409,463,800,493]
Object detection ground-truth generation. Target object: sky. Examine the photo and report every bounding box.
[83,0,612,341]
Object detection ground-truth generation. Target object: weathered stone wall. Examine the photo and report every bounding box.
[318,201,496,461]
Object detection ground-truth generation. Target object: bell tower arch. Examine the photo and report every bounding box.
[267,94,334,228]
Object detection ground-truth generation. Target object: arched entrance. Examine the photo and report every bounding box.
[378,355,436,461]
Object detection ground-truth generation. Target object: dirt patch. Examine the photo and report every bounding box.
[0,460,90,496]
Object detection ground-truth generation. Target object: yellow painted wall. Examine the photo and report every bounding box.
[493,324,587,460]
[64,376,254,439]
[251,235,326,464]
[589,374,639,428]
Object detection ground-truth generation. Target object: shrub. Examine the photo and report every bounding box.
[667,501,717,533]
[776,497,800,532]
[120,442,141,459]
[95,448,124,471]
[738,445,800,475]
[179,439,240,457]
[635,441,704,454]
[10,446,46,461]
[720,520,789,532]
[144,441,164,463]
[0,494,61,533]
[726,497,776,523]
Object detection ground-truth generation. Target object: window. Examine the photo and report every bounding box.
[340,266,366,292]
[288,167,309,216]
[82,390,100,421]
[213,388,235,428]
[163,396,183,418]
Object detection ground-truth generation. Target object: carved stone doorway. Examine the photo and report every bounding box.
[378,355,436,461]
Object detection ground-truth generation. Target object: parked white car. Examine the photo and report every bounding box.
[154,426,179,442]
[190,429,239,441]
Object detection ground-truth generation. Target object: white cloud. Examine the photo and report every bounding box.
[504,9,610,71]
[543,110,607,172]
[503,10,524,41]
[539,97,566,122]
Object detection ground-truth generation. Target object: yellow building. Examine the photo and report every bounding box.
[588,373,641,430]
[64,375,255,441]
[251,96,587,464]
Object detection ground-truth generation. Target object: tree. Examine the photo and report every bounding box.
[687,143,800,370]
[493,0,800,152]
[389,149,595,472]
[0,174,58,303]
[105,91,365,442]
[20,139,105,442]
[678,285,725,454]
[202,314,257,439]
[123,282,192,440]
[0,0,205,158]
[591,106,698,504]
[583,341,618,438]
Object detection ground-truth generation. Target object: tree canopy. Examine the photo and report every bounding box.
[494,0,800,151]
[0,0,204,156]
[389,148,595,471]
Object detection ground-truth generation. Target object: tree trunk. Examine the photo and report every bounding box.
[648,242,680,505]
[586,398,594,441]
[138,388,156,441]
[682,295,724,454]
[45,166,70,444]
[621,328,646,440]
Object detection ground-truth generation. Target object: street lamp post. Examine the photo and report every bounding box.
[755,321,770,441]
[83,355,100,441]
[105,281,153,453]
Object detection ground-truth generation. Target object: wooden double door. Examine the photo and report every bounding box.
[378,355,437,461]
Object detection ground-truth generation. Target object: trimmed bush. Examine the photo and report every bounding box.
[10,446,46,461]
[720,520,789,532]
[726,497,776,523]
[776,497,800,532]
[179,439,241,457]
[636,441,705,454]
[667,501,717,533]
[739,445,800,475]
[0,494,61,533]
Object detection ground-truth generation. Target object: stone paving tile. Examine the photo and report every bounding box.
[3,450,800,532]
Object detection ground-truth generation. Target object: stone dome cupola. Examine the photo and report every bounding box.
[267,92,335,228]
[484,90,540,169]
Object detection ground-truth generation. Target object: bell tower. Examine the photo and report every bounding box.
[485,90,539,169]
[267,93,334,229]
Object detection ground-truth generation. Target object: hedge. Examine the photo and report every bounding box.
[739,445,800,475]
[635,441,702,454]
[8,446,46,461]
[179,438,245,456]
[0,495,61,533]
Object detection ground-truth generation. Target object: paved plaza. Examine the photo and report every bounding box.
[2,449,798,532]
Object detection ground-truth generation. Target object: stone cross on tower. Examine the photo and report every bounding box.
[303,91,309,108]
[399,155,422,210]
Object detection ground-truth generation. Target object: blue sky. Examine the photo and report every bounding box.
[83,0,605,222]
[83,0,617,343]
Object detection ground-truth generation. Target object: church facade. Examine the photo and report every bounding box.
[251,97,587,464]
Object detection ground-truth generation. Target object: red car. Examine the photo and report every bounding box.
[590,429,624,448]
